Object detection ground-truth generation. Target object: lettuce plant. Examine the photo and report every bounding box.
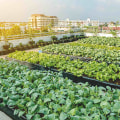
[1,58,120,119]
[8,51,120,84]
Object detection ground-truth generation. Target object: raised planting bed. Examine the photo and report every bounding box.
[68,42,120,51]
[1,58,120,120]
[5,56,120,89]
[42,51,92,62]
[41,51,120,66]
[40,42,120,64]
[78,36,120,47]
[6,51,120,89]
[0,50,10,56]
[0,35,85,56]
[0,106,25,120]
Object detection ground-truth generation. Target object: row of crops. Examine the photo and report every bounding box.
[76,36,120,46]
[1,59,120,120]
[40,37,120,63]
[8,51,120,84]
[2,36,120,119]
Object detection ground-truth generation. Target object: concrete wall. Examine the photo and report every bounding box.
[85,33,115,37]
[1,32,120,51]
[0,33,80,51]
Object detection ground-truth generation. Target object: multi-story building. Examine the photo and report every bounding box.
[57,18,99,27]
[0,22,28,33]
[28,14,99,32]
[28,14,58,29]
[53,18,99,32]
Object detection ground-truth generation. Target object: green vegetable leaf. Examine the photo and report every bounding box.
[18,111,25,117]
[112,102,120,113]
[60,112,67,120]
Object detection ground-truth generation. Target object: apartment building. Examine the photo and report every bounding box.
[58,18,99,27]
[28,14,99,32]
[53,18,99,32]
[28,14,58,29]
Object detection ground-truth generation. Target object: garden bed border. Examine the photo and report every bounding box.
[5,57,120,89]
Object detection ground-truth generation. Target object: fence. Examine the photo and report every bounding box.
[0,32,81,51]
[0,31,69,41]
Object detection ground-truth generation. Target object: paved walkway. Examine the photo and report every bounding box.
[0,48,39,59]
[0,48,39,120]
[0,111,12,120]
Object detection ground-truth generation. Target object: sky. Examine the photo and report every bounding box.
[0,0,120,22]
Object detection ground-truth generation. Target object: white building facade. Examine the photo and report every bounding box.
[28,14,99,32]
[53,18,99,32]
[28,14,58,29]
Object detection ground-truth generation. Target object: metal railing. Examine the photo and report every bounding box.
[0,31,70,41]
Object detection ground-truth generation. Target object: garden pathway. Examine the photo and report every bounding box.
[0,111,12,120]
[0,48,39,120]
[0,48,39,59]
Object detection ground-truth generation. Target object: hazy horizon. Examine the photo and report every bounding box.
[0,0,119,22]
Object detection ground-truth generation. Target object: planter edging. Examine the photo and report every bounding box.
[0,106,25,120]
[5,57,120,89]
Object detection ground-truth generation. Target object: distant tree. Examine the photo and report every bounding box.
[110,30,117,37]
[20,23,27,26]
[116,21,119,25]
[9,25,21,35]
[28,28,34,41]
[99,24,104,32]
[68,21,73,33]
[115,21,119,30]
[0,29,2,36]
[50,19,54,27]
[94,26,99,36]
[47,23,55,34]
[110,21,115,25]
[0,23,5,27]
[24,27,28,34]
[76,22,81,32]
[41,26,48,32]
[104,22,108,27]
[48,23,52,31]
[77,22,81,28]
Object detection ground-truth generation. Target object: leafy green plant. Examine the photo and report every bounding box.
[51,36,57,42]
[40,40,120,63]
[110,30,117,37]
[1,58,120,119]
[28,40,35,45]
[3,42,13,50]
[78,36,120,47]
[8,51,120,83]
